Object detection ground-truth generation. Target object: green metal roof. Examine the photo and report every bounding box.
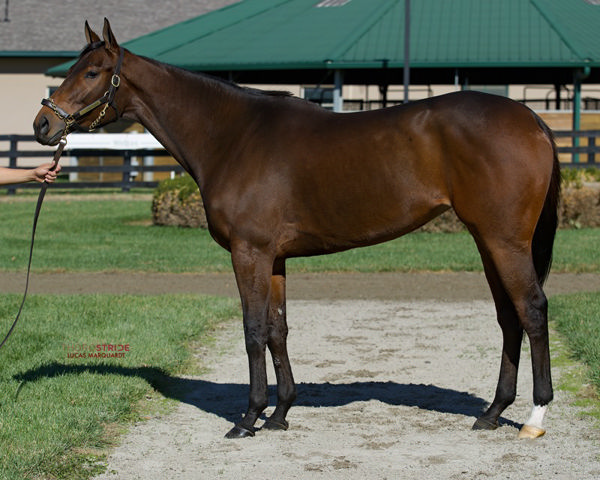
[0,51,78,58]
[46,0,600,79]
[120,0,600,71]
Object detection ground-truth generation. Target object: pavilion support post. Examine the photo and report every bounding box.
[403,0,410,103]
[379,84,388,109]
[333,69,344,112]
[572,77,581,164]
[379,59,389,108]
[573,66,591,163]
[554,83,561,110]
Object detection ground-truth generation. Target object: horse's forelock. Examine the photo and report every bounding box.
[65,41,107,76]
[79,41,105,58]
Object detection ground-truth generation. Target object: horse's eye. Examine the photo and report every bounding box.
[85,71,99,79]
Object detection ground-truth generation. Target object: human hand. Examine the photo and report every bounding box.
[32,162,62,183]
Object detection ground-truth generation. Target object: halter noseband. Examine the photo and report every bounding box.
[41,46,124,134]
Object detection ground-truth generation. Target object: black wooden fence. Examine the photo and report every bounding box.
[555,130,600,165]
[0,134,184,194]
[2,132,600,194]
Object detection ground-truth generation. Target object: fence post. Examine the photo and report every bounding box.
[7,135,17,195]
[589,134,596,164]
[122,150,131,193]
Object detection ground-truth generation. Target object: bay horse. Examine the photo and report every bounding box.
[34,19,560,440]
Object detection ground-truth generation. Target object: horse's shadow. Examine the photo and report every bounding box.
[13,362,520,428]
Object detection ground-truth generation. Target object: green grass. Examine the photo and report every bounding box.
[550,293,600,421]
[0,199,232,273]
[552,293,600,385]
[0,293,239,480]
[1,197,600,273]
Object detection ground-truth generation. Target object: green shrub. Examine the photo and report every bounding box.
[153,174,199,202]
[560,186,600,229]
[562,166,600,188]
[562,167,583,188]
[151,175,207,228]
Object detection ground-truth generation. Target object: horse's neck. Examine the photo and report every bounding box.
[122,54,244,186]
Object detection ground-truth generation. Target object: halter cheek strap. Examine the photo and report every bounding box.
[41,46,124,134]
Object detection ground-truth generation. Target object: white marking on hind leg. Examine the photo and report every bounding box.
[525,404,548,429]
[518,404,548,439]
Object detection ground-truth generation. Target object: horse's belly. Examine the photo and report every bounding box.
[279,198,451,258]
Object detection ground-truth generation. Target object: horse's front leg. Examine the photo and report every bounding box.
[225,244,273,439]
[263,259,297,431]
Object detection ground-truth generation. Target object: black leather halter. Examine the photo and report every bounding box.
[41,46,124,134]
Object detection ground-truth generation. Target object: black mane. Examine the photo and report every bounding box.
[157,56,295,99]
[241,86,294,98]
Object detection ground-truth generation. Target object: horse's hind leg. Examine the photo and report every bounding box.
[473,251,524,430]
[263,259,297,430]
[473,240,552,438]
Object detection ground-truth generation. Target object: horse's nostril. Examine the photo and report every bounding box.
[39,115,49,135]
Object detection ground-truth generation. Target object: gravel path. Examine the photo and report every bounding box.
[75,273,600,480]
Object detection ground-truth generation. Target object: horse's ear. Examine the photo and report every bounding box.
[102,18,119,50]
[84,20,101,45]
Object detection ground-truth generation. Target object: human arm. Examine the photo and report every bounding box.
[0,163,61,186]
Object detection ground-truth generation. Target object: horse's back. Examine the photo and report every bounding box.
[287,91,552,227]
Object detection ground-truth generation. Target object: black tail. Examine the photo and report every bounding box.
[532,115,561,285]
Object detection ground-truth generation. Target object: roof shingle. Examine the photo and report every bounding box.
[0,0,237,52]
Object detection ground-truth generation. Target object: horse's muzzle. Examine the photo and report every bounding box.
[33,110,65,146]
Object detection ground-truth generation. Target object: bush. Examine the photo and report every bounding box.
[152,173,600,231]
[559,185,600,229]
[562,166,600,188]
[151,175,207,228]
[417,210,465,233]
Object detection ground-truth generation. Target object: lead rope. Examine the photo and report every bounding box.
[0,136,66,350]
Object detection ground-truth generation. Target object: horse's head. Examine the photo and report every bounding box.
[34,18,124,145]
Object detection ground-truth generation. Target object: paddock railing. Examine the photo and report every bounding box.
[554,130,600,165]
[1,131,600,194]
[0,134,184,194]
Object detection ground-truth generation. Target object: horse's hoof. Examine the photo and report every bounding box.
[263,418,289,431]
[224,425,255,439]
[472,417,499,430]
[518,424,546,439]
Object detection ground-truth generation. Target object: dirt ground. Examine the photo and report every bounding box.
[5,271,599,479]
[2,270,600,301]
